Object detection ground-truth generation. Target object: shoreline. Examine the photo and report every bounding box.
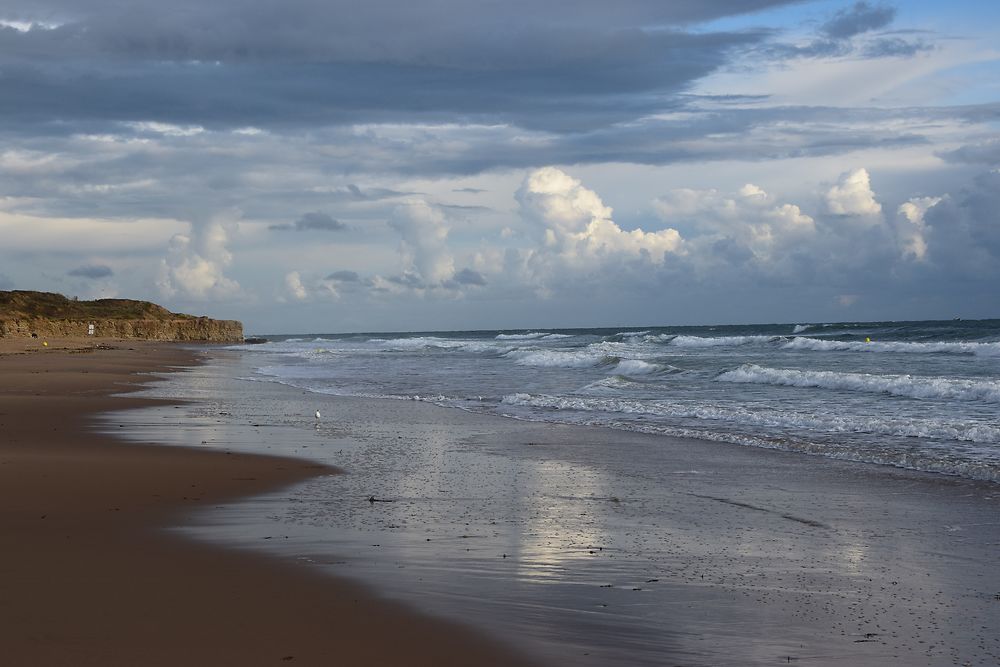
[115,346,1000,666]
[0,339,542,666]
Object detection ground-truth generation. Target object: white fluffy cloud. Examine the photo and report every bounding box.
[518,167,683,264]
[387,201,455,285]
[654,181,814,271]
[157,220,241,300]
[825,168,882,218]
[284,271,308,300]
[895,196,940,261]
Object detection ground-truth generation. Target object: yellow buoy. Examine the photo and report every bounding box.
[865,337,871,343]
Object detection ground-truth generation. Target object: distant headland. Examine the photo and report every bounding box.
[0,290,243,342]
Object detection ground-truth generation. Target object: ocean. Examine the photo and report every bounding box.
[103,318,1000,665]
[235,319,1000,483]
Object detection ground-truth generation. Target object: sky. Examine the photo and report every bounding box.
[0,0,998,333]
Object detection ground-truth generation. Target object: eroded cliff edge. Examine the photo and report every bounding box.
[0,291,244,342]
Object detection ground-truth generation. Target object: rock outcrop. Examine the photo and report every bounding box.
[0,291,244,342]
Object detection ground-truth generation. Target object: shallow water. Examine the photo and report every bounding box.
[104,351,1000,666]
[229,319,1000,483]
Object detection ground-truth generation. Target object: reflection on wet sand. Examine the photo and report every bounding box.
[104,352,1000,667]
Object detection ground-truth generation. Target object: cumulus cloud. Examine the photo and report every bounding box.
[895,196,940,261]
[269,212,346,232]
[518,167,683,264]
[67,264,114,279]
[654,181,815,278]
[825,168,882,218]
[387,201,455,285]
[156,220,241,300]
[284,271,307,300]
[922,170,1000,273]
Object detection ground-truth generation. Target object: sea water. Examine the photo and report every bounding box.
[233,319,1000,483]
[102,319,1000,665]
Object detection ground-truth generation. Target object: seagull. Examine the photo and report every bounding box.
[314,410,321,420]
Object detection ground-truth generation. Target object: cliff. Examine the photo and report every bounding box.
[0,291,244,342]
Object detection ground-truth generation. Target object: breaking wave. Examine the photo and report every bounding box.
[662,334,782,348]
[717,364,1000,403]
[784,337,1000,357]
[500,393,1000,446]
[495,332,571,340]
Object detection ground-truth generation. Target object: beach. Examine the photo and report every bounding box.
[108,344,1000,666]
[4,337,999,666]
[0,339,542,666]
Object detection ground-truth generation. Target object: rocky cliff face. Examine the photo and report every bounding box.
[0,317,244,342]
[0,290,244,342]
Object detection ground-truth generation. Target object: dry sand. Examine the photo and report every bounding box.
[0,338,542,666]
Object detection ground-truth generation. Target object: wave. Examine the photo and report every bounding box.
[792,324,811,334]
[613,359,663,375]
[503,348,607,368]
[655,334,782,348]
[615,330,650,338]
[495,332,571,340]
[784,336,1000,357]
[717,364,1000,403]
[500,393,1000,445]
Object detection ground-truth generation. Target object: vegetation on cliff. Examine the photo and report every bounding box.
[0,291,193,321]
[0,291,243,342]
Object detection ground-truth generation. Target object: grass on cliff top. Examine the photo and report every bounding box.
[0,290,199,321]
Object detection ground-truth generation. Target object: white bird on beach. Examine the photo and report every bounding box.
[314,410,321,420]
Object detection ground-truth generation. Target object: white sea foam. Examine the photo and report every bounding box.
[614,359,662,375]
[503,348,606,368]
[792,324,811,334]
[717,364,1000,403]
[784,336,1000,356]
[500,393,1000,444]
[616,330,650,338]
[666,334,781,348]
[495,332,570,340]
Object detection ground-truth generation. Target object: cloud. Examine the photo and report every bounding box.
[0,272,13,289]
[387,201,454,285]
[450,268,487,286]
[156,220,240,300]
[67,264,113,279]
[518,167,682,264]
[0,1,782,134]
[284,271,307,300]
[269,212,346,232]
[825,168,882,218]
[820,2,895,40]
[895,196,940,261]
[940,139,1000,166]
[325,270,360,282]
[923,170,1000,273]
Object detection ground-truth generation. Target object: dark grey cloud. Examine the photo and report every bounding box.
[67,264,113,278]
[270,212,346,232]
[0,1,787,133]
[939,139,1000,166]
[924,170,1000,271]
[861,36,932,58]
[760,2,929,61]
[325,270,360,282]
[451,268,487,286]
[820,2,895,39]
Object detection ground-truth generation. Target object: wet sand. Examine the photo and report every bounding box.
[106,350,1000,666]
[0,339,542,666]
